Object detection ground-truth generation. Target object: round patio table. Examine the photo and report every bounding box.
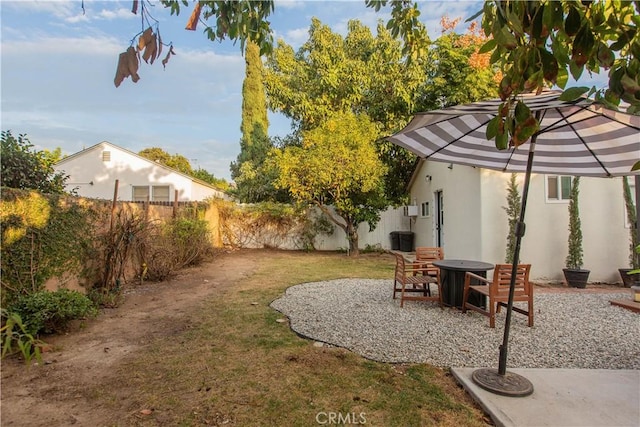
[432,259,494,309]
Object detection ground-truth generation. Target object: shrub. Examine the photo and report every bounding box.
[9,289,97,336]
[0,309,44,364]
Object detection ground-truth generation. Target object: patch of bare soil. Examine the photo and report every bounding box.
[0,249,261,427]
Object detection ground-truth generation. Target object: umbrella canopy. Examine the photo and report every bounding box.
[387,90,640,397]
[388,90,640,177]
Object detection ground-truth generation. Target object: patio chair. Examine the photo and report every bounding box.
[462,264,533,328]
[414,247,444,296]
[393,253,443,308]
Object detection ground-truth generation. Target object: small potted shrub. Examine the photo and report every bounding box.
[619,176,639,287]
[563,177,590,288]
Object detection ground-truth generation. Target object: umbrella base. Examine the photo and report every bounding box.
[472,368,534,397]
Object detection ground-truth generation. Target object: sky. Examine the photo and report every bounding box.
[0,1,606,181]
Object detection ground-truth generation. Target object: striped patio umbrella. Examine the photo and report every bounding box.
[388,90,640,177]
[387,90,640,396]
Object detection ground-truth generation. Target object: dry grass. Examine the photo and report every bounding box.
[95,251,490,426]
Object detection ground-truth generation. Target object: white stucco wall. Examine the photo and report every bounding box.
[410,160,633,283]
[313,206,409,251]
[55,142,227,201]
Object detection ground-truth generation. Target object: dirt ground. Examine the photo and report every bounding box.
[1,249,260,426]
[1,250,629,426]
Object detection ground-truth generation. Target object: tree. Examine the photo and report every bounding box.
[270,112,387,256]
[119,0,640,136]
[416,17,498,111]
[474,1,640,154]
[138,147,193,175]
[622,176,639,269]
[566,177,583,270]
[230,40,280,202]
[0,131,68,194]
[191,168,230,191]
[240,41,269,145]
[503,173,521,264]
[265,18,425,204]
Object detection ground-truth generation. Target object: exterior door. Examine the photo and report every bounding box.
[435,190,444,247]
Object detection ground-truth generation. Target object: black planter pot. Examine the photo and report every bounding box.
[563,268,590,288]
[618,268,640,288]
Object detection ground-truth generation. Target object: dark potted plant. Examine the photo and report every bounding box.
[619,176,639,287]
[563,177,590,288]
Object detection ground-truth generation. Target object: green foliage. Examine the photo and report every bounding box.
[265,18,497,205]
[191,168,230,191]
[160,0,275,56]
[622,176,639,269]
[1,309,44,365]
[138,147,193,175]
[138,215,213,282]
[566,177,584,269]
[417,21,498,111]
[9,289,97,336]
[231,124,286,203]
[241,40,269,144]
[503,174,522,264]
[476,0,640,150]
[271,112,387,256]
[0,190,97,307]
[1,130,68,194]
[166,217,212,267]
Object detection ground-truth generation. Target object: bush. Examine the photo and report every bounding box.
[1,309,44,364]
[9,289,97,336]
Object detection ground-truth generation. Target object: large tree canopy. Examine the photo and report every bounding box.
[265,17,497,203]
[264,18,425,204]
[270,112,387,256]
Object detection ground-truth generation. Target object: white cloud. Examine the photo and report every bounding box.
[95,7,136,21]
[275,0,306,10]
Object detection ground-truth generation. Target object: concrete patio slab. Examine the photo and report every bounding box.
[451,368,640,427]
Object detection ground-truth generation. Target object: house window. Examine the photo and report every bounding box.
[152,185,170,202]
[421,201,430,217]
[102,151,111,162]
[546,175,572,202]
[132,186,149,202]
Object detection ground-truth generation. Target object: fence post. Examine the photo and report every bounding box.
[173,190,179,218]
[110,179,119,232]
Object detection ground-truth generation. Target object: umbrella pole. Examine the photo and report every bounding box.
[472,131,539,397]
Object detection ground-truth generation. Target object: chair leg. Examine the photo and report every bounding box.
[528,297,534,327]
[400,282,406,308]
[489,301,496,328]
[461,284,469,313]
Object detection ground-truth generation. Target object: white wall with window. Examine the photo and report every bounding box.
[546,175,573,202]
[408,158,633,283]
[54,141,229,202]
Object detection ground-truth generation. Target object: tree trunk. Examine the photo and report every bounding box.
[347,225,359,257]
[315,204,359,257]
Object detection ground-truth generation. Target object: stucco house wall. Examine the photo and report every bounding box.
[54,141,229,202]
[409,159,631,283]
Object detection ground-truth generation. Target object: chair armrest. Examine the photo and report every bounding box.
[465,271,490,286]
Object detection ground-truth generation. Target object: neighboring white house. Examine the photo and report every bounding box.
[54,141,230,202]
[407,159,635,284]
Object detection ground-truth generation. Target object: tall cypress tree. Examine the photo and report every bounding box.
[231,40,281,202]
[240,40,269,146]
[503,173,521,264]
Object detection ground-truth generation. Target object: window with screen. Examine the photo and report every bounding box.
[152,185,170,202]
[546,175,572,202]
[132,186,149,202]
